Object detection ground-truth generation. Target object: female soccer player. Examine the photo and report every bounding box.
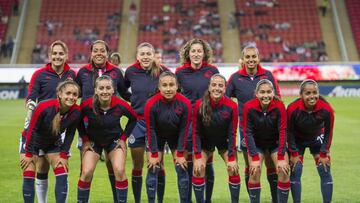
[76,40,131,202]
[287,79,334,203]
[192,74,240,203]
[176,38,219,202]
[21,80,81,203]
[226,45,281,202]
[20,40,76,203]
[124,42,169,203]
[243,79,290,203]
[144,71,192,203]
[109,52,124,75]
[77,75,137,203]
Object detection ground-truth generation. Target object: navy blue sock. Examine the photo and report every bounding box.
[23,171,35,203]
[192,176,205,203]
[205,160,214,203]
[146,167,159,203]
[132,169,143,203]
[267,168,278,203]
[108,169,117,203]
[54,167,68,203]
[290,163,303,203]
[175,164,189,203]
[248,182,261,203]
[77,180,91,203]
[244,167,250,194]
[317,164,333,203]
[116,179,128,203]
[187,158,193,203]
[228,175,241,203]
[277,181,290,203]
[157,169,165,203]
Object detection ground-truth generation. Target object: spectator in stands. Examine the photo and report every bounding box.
[129,1,137,25]
[13,0,19,16]
[319,0,329,17]
[6,36,14,57]
[18,76,27,99]
[45,20,55,36]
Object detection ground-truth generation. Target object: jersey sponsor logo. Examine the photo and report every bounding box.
[110,71,118,79]
[220,111,230,119]
[113,108,122,117]
[204,70,213,78]
[174,106,183,115]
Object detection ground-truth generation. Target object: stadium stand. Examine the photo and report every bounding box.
[138,0,223,63]
[33,0,122,64]
[234,0,327,62]
[345,0,360,56]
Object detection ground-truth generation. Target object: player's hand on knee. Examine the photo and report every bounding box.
[20,155,35,171]
[227,160,239,175]
[116,139,127,153]
[148,156,160,172]
[277,160,290,175]
[318,156,331,172]
[250,160,261,176]
[81,141,94,156]
[175,156,187,170]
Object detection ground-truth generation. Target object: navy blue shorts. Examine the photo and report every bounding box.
[91,140,119,156]
[128,120,146,148]
[295,134,324,156]
[201,135,228,153]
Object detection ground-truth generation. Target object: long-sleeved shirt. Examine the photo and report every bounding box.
[25,99,81,158]
[226,64,281,117]
[175,62,219,105]
[27,63,76,102]
[79,96,137,146]
[287,98,334,158]
[76,61,130,101]
[144,92,192,158]
[243,98,287,161]
[192,96,238,161]
[125,61,169,116]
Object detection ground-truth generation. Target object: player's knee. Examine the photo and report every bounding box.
[291,163,303,180]
[81,167,95,182]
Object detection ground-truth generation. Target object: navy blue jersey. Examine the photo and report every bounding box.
[144,92,192,157]
[193,96,238,161]
[27,63,76,102]
[125,61,169,116]
[76,61,130,101]
[175,62,219,105]
[25,99,81,158]
[79,96,137,146]
[243,98,287,161]
[287,98,334,158]
[226,64,281,117]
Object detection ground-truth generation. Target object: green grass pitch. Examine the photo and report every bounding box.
[0,97,359,202]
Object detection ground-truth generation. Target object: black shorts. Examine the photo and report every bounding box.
[256,144,279,155]
[295,134,324,156]
[91,139,119,156]
[201,136,228,153]
[156,136,178,152]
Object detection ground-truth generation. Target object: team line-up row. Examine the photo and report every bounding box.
[19,39,334,203]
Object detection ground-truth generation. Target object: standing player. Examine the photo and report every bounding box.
[226,45,281,202]
[144,72,192,203]
[192,74,240,203]
[77,75,137,203]
[176,38,219,203]
[75,40,131,202]
[20,40,76,203]
[21,80,81,203]
[243,79,290,203]
[124,42,169,203]
[287,79,334,203]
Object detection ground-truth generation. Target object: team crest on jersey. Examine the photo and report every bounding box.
[174,106,183,115]
[204,70,213,78]
[113,108,122,117]
[220,111,230,119]
[110,71,118,79]
[128,134,136,144]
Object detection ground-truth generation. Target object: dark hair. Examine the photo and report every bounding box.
[179,38,213,65]
[154,71,179,94]
[255,79,281,101]
[199,74,226,125]
[91,40,110,52]
[92,75,115,119]
[137,42,163,77]
[299,79,327,102]
[52,79,80,135]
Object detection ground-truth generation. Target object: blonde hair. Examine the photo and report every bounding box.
[137,42,163,77]
[52,80,80,135]
[179,38,213,65]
